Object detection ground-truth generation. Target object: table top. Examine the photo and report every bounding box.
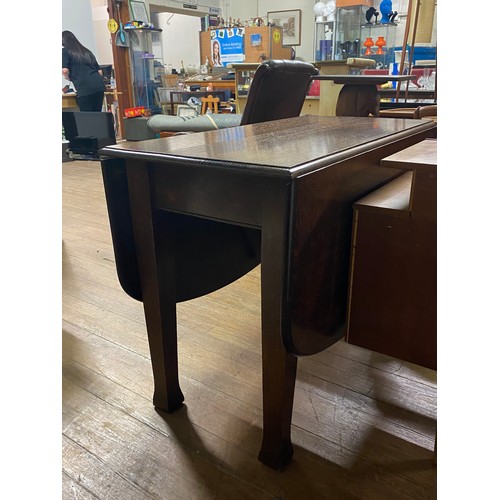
[102,115,436,177]
[381,138,437,170]
[63,91,122,96]
[313,74,416,85]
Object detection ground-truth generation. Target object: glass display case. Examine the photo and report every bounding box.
[334,5,367,60]
[358,20,397,68]
[314,4,398,70]
[314,20,336,61]
[127,28,164,113]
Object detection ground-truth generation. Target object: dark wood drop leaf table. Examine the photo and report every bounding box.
[100,115,436,470]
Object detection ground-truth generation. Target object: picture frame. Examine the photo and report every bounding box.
[267,9,301,46]
[129,0,150,23]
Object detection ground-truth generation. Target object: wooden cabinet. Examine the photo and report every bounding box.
[301,97,320,115]
[346,139,437,370]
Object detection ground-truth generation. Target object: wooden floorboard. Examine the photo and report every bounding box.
[62,160,437,499]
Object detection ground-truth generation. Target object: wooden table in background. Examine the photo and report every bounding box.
[62,93,78,109]
[313,74,416,117]
[100,115,436,470]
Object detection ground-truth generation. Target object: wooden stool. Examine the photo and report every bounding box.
[201,95,220,114]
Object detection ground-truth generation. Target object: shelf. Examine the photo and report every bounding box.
[124,27,163,32]
[360,23,398,29]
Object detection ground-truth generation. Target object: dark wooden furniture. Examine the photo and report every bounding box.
[379,104,437,120]
[100,115,436,469]
[379,87,436,100]
[347,138,437,370]
[414,104,437,120]
[313,74,416,117]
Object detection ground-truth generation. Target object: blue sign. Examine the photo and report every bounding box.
[210,28,245,67]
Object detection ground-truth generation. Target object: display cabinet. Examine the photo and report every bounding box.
[314,20,336,61]
[126,28,164,113]
[334,4,367,60]
[358,20,397,68]
[314,3,398,70]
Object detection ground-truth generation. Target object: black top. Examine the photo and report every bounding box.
[62,47,105,97]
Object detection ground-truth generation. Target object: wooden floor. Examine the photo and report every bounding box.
[62,160,437,499]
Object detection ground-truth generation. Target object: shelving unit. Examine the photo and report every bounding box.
[227,63,258,113]
[126,28,164,113]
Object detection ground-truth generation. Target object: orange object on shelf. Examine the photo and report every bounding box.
[375,36,386,54]
[363,37,374,55]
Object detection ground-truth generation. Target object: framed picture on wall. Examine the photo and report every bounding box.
[129,0,149,23]
[267,9,301,46]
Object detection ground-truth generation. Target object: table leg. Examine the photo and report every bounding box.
[258,327,297,469]
[126,161,185,412]
[336,84,380,117]
[258,187,297,470]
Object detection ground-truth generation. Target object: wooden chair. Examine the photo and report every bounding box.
[379,108,418,119]
[379,103,437,120]
[201,95,219,114]
[413,104,437,119]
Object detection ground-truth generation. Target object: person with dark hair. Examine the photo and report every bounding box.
[62,30,106,111]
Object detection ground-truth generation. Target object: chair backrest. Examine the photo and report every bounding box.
[240,59,319,126]
[201,95,220,114]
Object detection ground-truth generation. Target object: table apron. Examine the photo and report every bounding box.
[149,162,290,228]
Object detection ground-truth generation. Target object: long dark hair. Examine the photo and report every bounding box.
[62,30,95,65]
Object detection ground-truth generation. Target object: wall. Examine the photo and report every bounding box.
[154,12,203,70]
[62,0,99,86]
[62,0,98,53]
[257,0,314,61]
[92,3,114,66]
